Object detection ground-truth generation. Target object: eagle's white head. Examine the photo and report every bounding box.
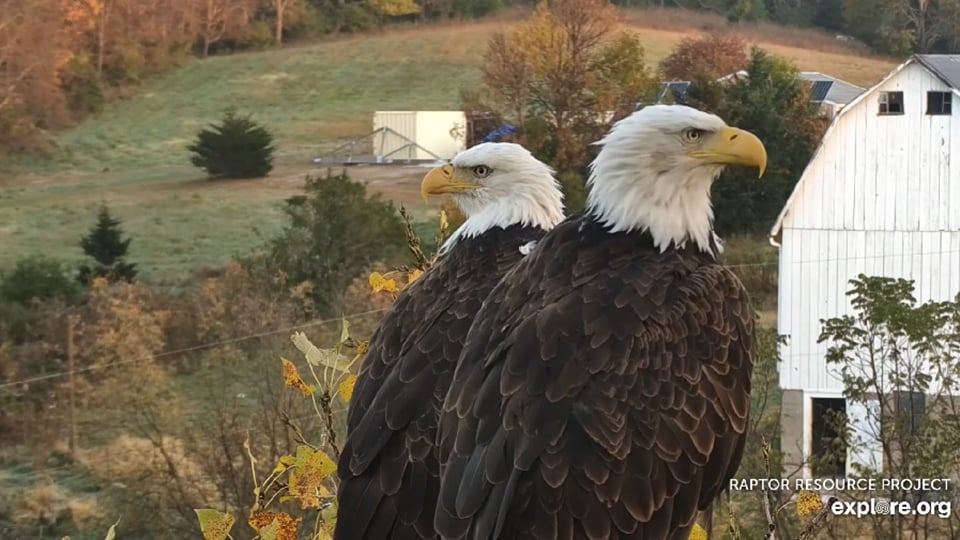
[586,104,767,254]
[421,142,565,251]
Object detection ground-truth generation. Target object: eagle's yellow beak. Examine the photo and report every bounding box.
[420,164,481,202]
[690,126,767,178]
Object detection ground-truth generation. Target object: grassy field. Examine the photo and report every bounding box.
[0,9,898,281]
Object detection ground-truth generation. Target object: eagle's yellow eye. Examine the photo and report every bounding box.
[472,165,491,178]
[683,128,705,143]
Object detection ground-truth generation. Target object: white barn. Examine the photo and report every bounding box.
[768,54,960,478]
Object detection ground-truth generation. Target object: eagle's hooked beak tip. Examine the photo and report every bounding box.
[693,126,767,178]
[421,164,479,199]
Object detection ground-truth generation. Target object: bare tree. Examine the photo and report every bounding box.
[481,33,533,129]
[273,0,298,46]
[195,0,249,56]
[0,7,35,115]
[66,0,120,75]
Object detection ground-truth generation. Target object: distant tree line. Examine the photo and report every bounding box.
[0,0,956,157]
[473,0,828,235]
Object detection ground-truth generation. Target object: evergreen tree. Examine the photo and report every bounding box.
[77,205,138,284]
[188,107,276,179]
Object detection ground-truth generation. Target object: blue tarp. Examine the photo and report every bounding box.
[481,124,519,143]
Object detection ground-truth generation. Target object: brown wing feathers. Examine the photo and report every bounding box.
[335,226,543,540]
[435,216,755,540]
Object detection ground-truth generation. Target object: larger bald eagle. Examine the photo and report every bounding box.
[436,105,767,540]
[335,142,565,540]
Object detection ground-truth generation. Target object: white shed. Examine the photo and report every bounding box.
[372,111,466,161]
[769,54,960,478]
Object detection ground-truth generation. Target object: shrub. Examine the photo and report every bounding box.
[339,4,379,33]
[187,107,275,179]
[659,33,749,81]
[77,204,138,284]
[0,255,80,305]
[256,171,408,315]
[558,171,587,215]
[60,54,105,117]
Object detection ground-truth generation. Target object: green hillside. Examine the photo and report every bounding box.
[0,14,897,281]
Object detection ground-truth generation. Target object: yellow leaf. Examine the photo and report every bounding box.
[195,509,235,540]
[249,512,301,540]
[408,269,424,284]
[796,489,824,518]
[316,524,334,540]
[103,518,120,540]
[439,209,449,234]
[369,272,385,291]
[339,317,351,345]
[291,332,352,372]
[281,357,315,397]
[287,446,338,509]
[279,454,296,466]
[338,375,357,402]
[369,0,422,17]
[688,522,708,540]
[368,272,398,294]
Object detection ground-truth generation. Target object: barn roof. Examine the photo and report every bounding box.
[656,81,692,102]
[915,55,960,89]
[768,55,960,241]
[798,72,864,105]
[653,71,863,106]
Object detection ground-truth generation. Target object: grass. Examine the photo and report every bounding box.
[0,9,899,280]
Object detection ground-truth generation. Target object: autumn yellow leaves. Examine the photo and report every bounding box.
[194,322,365,540]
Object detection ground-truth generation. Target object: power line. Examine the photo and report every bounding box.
[0,308,386,391]
[7,247,960,480]
[6,246,960,391]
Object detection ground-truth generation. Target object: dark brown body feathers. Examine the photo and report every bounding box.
[335,224,546,540]
[436,214,756,540]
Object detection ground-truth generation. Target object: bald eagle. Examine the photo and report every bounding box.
[435,105,767,540]
[335,142,565,540]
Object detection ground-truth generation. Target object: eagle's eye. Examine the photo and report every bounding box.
[682,128,706,143]
[472,165,491,178]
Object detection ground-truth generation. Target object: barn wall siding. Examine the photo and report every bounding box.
[777,61,960,393]
[782,63,955,233]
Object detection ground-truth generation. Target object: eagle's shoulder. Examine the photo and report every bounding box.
[436,223,756,539]
[336,222,551,539]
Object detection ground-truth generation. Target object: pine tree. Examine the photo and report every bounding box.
[188,107,276,179]
[77,205,138,284]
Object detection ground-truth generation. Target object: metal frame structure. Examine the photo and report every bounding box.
[312,126,444,165]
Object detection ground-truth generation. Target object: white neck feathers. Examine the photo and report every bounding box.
[586,148,723,255]
[441,185,564,253]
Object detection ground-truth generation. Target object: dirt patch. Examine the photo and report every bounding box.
[152,165,430,202]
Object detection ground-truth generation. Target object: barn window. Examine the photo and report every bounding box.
[879,91,904,115]
[810,398,847,477]
[927,92,952,115]
[895,391,925,435]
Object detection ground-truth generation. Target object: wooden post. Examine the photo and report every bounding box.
[67,314,78,458]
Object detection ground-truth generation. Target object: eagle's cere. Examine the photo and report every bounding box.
[333,142,565,540]
[435,105,763,540]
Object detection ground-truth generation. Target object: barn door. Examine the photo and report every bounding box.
[846,399,883,475]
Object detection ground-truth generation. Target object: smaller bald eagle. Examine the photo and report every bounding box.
[436,105,766,540]
[335,142,565,540]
